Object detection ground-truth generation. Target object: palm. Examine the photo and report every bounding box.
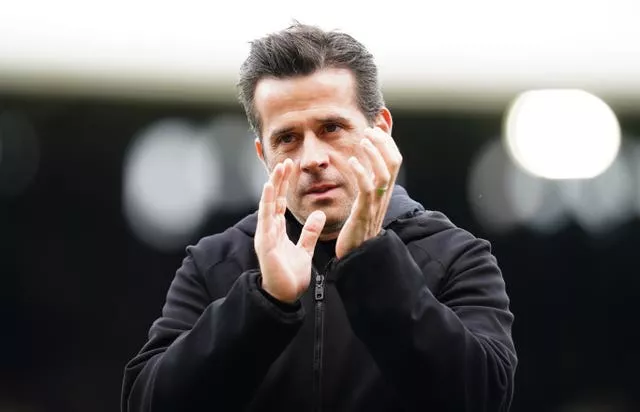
[335,213,358,259]
[255,159,326,303]
[259,215,313,301]
[335,193,370,259]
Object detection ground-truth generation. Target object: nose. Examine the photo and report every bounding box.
[299,134,329,173]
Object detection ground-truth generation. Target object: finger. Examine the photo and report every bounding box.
[257,181,276,234]
[360,138,391,190]
[276,159,293,215]
[360,138,393,224]
[365,127,403,176]
[269,162,284,213]
[297,210,326,256]
[349,156,375,210]
[270,162,285,193]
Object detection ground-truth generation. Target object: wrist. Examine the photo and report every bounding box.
[260,277,298,304]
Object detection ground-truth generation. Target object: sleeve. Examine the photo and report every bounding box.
[334,228,517,411]
[121,253,305,412]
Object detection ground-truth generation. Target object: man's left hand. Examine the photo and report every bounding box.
[335,127,403,259]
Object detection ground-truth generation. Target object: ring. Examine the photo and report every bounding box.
[376,186,388,196]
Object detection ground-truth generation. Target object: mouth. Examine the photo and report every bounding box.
[305,183,340,196]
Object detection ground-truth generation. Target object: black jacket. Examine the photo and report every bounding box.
[122,185,517,411]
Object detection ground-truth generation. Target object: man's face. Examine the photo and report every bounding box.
[254,68,391,237]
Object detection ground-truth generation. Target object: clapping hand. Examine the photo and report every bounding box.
[254,158,327,303]
[335,127,403,259]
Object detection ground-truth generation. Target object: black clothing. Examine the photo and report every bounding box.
[122,185,517,411]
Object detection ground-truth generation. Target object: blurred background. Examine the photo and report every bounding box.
[2,0,640,411]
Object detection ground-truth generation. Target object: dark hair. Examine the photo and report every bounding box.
[237,23,385,136]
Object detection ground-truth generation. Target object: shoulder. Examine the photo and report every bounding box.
[185,212,259,286]
[393,209,494,271]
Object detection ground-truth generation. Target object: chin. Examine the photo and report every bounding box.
[292,196,351,226]
[322,218,345,236]
[319,206,348,229]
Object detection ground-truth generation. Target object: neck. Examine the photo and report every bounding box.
[286,210,342,242]
[318,231,339,242]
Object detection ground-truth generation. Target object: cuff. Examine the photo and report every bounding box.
[254,272,303,314]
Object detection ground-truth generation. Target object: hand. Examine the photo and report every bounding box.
[335,127,403,259]
[255,158,327,303]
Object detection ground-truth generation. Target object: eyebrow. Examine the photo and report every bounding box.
[269,116,350,141]
[270,126,296,141]
[318,115,350,126]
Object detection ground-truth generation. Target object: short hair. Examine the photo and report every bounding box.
[237,23,385,137]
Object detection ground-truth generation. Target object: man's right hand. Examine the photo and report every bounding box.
[254,158,326,304]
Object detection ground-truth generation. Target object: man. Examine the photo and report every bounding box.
[121,23,517,411]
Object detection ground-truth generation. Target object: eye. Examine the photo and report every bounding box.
[280,134,295,143]
[275,134,296,146]
[323,123,342,134]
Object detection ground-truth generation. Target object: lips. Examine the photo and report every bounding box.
[306,183,339,195]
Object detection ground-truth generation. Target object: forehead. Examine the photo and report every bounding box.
[254,68,362,136]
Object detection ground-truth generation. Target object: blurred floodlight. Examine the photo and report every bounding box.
[2,1,640,111]
[558,147,634,235]
[632,141,640,218]
[504,89,621,180]
[243,144,269,206]
[206,114,266,210]
[468,139,569,234]
[468,139,524,233]
[123,119,222,251]
[0,110,40,197]
[506,160,569,235]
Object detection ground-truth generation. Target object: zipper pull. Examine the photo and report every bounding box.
[314,274,325,301]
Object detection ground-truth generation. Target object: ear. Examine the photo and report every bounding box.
[254,137,269,172]
[374,107,393,134]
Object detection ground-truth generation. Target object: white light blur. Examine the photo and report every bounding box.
[468,139,570,234]
[504,89,621,179]
[467,139,522,233]
[123,119,222,251]
[1,1,640,108]
[631,141,640,218]
[506,161,569,234]
[205,114,266,211]
[470,136,638,236]
[557,149,635,236]
[243,145,269,207]
[468,136,637,236]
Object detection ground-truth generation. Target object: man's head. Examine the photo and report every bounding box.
[237,23,392,238]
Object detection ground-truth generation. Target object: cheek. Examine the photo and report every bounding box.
[331,138,368,177]
[286,170,301,198]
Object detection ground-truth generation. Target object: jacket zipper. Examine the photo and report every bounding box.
[313,267,325,412]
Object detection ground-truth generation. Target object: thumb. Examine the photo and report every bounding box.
[297,210,326,256]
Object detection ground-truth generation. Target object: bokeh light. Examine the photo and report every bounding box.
[122,118,222,251]
[468,139,570,234]
[205,114,266,211]
[468,137,640,236]
[557,148,635,236]
[504,89,621,180]
[467,139,523,233]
